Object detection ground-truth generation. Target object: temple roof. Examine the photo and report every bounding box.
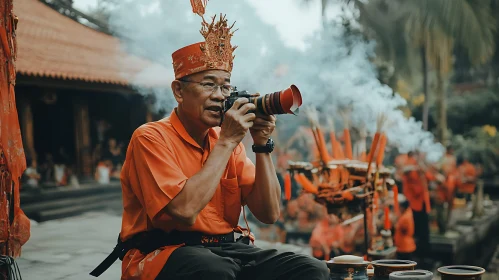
[14,0,169,87]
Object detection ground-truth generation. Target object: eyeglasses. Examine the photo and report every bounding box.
[180,79,233,95]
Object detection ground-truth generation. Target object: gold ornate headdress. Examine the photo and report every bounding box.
[172,1,237,79]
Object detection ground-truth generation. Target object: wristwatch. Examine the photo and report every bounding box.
[252,138,275,153]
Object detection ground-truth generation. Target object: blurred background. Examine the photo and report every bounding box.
[10,0,499,279]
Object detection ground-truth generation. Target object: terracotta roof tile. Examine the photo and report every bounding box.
[14,0,169,87]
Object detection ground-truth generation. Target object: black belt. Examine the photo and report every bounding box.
[89,229,235,277]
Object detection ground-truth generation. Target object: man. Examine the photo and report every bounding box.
[457,156,477,202]
[401,151,431,265]
[434,168,458,234]
[441,147,457,176]
[394,199,416,260]
[91,8,329,280]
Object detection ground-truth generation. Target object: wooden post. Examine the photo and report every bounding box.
[19,95,36,161]
[19,97,38,164]
[1,0,30,265]
[73,96,92,179]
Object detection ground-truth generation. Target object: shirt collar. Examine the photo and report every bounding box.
[170,109,219,150]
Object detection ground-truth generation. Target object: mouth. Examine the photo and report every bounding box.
[206,106,222,112]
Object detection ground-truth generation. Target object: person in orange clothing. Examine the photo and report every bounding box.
[425,164,447,234]
[394,199,416,260]
[434,169,458,234]
[401,151,431,263]
[90,4,328,280]
[441,147,457,176]
[309,214,342,260]
[457,156,477,202]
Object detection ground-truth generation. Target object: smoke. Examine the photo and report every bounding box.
[109,0,444,162]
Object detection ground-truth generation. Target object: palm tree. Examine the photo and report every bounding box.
[404,0,496,145]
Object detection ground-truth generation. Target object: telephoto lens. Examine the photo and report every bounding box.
[224,84,302,115]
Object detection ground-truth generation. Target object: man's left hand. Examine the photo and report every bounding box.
[250,114,276,146]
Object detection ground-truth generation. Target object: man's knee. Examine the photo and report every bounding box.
[287,254,329,279]
[304,257,330,279]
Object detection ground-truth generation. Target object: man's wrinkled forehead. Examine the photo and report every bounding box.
[190,70,231,83]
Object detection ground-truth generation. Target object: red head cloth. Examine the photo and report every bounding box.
[172,14,237,80]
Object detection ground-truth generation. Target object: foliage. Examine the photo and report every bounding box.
[451,125,499,177]
[405,0,496,68]
[446,88,499,134]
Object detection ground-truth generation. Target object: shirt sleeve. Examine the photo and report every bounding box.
[127,133,188,220]
[234,143,256,204]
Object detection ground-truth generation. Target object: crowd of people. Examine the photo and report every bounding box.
[22,147,78,188]
[21,136,126,189]
[92,137,125,185]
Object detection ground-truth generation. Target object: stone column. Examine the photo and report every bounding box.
[73,96,92,179]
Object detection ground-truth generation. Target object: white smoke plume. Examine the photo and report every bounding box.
[109,0,444,162]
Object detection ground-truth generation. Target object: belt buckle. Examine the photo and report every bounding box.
[201,235,220,245]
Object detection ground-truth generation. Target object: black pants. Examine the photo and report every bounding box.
[412,207,430,257]
[156,242,330,280]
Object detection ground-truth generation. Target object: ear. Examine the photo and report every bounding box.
[171,80,184,103]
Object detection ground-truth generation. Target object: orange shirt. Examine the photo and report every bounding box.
[446,172,457,201]
[436,172,457,203]
[394,209,416,253]
[457,162,477,194]
[441,154,457,175]
[402,158,431,213]
[119,110,256,280]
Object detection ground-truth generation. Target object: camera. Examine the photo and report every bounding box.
[223,84,302,115]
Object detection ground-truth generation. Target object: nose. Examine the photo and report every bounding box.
[211,86,226,102]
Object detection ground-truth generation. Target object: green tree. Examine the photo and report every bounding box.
[404,0,496,145]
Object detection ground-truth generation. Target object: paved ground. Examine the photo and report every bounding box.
[14,209,311,280]
[16,211,123,280]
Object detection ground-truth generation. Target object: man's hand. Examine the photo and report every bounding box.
[219,98,256,147]
[250,114,276,146]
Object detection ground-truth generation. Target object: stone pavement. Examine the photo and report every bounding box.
[16,211,123,280]
[15,210,311,280]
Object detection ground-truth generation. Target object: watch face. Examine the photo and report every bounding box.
[267,138,275,151]
[268,138,274,148]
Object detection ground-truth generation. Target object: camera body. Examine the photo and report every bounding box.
[223,87,253,114]
[223,87,255,114]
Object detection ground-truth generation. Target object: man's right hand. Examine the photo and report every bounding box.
[219,98,256,147]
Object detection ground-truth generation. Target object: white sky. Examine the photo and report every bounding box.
[72,0,325,50]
